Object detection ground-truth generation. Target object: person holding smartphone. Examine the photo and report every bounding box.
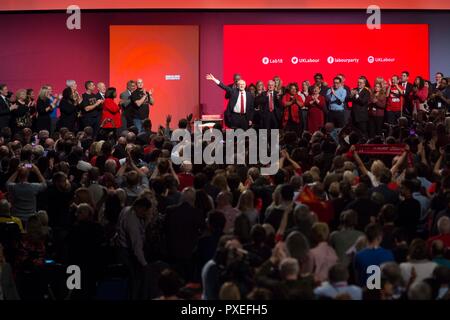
[6,163,47,223]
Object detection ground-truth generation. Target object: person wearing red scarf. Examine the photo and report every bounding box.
[281,82,304,132]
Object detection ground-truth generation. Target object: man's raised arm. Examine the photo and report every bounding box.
[205,73,232,94]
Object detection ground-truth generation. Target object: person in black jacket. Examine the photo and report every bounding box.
[79,80,103,134]
[349,76,371,137]
[36,86,58,132]
[57,87,78,131]
[400,71,414,114]
[11,89,32,133]
[164,187,203,281]
[0,84,12,129]
[67,203,105,299]
[252,81,265,130]
[206,73,254,130]
[260,80,281,130]
[225,73,241,100]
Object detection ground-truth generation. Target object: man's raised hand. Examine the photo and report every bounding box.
[206,73,217,82]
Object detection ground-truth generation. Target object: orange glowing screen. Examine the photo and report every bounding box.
[110,25,199,128]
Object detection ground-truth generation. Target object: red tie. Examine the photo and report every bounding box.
[269,92,274,112]
[240,92,245,114]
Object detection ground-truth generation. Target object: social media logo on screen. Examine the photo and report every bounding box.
[327,56,334,64]
[368,56,375,63]
[291,57,298,64]
[262,57,269,65]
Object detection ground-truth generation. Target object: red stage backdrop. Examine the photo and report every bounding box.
[1,0,448,10]
[109,25,199,128]
[224,24,429,91]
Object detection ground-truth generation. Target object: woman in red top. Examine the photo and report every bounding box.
[281,82,304,133]
[386,75,403,125]
[409,76,429,122]
[100,87,122,136]
[305,85,326,133]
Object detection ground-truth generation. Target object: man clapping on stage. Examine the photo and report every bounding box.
[206,73,254,130]
[262,80,281,130]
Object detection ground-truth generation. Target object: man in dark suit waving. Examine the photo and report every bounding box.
[206,73,254,130]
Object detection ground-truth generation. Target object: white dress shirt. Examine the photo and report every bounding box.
[234,91,246,113]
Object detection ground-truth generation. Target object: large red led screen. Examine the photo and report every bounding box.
[223,24,429,90]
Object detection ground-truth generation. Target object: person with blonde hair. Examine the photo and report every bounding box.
[236,189,258,226]
[36,85,58,132]
[343,170,357,185]
[73,187,96,212]
[310,222,338,282]
[273,75,285,98]
[11,89,32,132]
[351,144,386,187]
[219,281,241,300]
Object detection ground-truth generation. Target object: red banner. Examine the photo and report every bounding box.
[354,144,406,155]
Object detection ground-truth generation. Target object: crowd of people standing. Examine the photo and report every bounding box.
[0,71,449,301]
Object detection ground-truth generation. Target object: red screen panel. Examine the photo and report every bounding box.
[224,24,429,91]
[110,25,199,128]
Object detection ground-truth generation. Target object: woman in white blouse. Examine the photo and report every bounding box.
[400,239,437,287]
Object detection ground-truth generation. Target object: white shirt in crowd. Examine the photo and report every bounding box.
[400,260,438,286]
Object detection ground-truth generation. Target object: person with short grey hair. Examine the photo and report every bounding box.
[279,257,299,280]
[427,216,450,250]
[66,79,76,88]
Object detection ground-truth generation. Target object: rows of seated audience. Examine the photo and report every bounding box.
[0,73,449,300]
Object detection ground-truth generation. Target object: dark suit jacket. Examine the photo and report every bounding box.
[0,96,11,128]
[119,90,132,123]
[217,82,254,127]
[57,99,77,131]
[350,87,370,122]
[401,82,413,96]
[260,91,282,121]
[401,82,413,111]
[95,92,105,114]
[164,201,203,260]
[225,83,237,100]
